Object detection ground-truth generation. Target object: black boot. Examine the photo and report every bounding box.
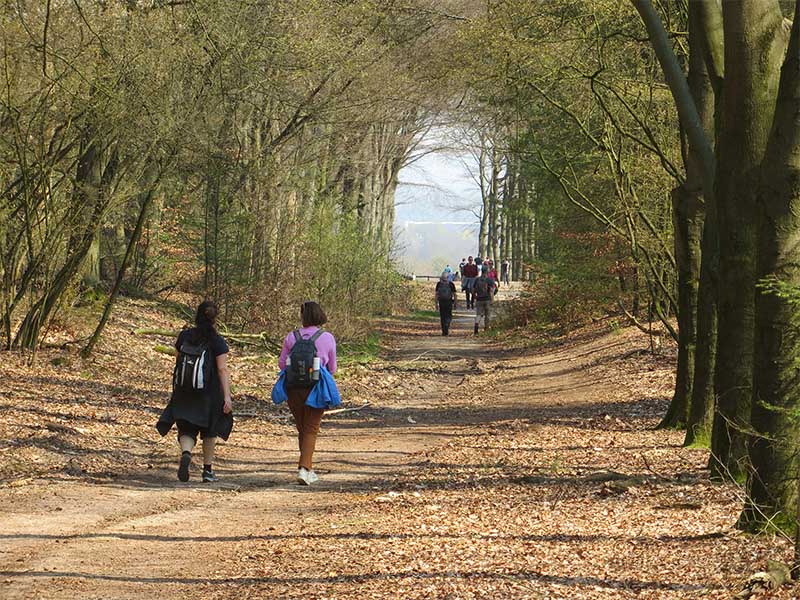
[474,323,479,335]
[178,451,191,482]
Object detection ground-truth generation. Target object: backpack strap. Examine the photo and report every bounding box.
[294,328,324,342]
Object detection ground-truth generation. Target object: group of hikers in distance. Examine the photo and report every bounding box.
[157,300,339,486]
[435,256,510,336]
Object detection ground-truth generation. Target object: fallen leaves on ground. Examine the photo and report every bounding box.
[204,321,798,600]
[1,305,797,599]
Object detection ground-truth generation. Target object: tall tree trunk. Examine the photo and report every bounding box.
[685,213,719,447]
[710,0,785,481]
[742,0,800,531]
[488,147,501,263]
[511,211,521,281]
[659,185,703,428]
[478,138,489,258]
[660,0,714,431]
[684,0,722,447]
[501,156,515,264]
[82,235,101,288]
[633,0,724,446]
[527,217,536,279]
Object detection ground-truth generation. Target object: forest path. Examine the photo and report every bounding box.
[0,291,787,599]
[0,296,519,599]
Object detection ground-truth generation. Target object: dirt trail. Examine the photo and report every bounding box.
[2,293,793,599]
[0,304,504,599]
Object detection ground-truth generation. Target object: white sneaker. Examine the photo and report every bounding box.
[306,470,319,484]
[297,467,310,485]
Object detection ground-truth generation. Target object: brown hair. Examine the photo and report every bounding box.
[301,301,327,327]
[191,299,219,342]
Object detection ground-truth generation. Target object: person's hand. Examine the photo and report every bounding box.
[223,397,233,414]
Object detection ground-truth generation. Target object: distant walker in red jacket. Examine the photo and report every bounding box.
[461,256,479,309]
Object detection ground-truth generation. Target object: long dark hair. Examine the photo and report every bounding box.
[190,300,219,343]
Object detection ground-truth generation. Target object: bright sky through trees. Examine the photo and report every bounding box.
[395,131,481,225]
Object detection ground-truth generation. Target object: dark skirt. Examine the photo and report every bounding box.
[156,390,233,441]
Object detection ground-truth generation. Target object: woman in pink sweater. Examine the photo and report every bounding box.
[278,301,337,485]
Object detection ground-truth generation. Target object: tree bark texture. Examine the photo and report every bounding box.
[685,205,719,447]
[743,0,800,532]
[710,0,785,481]
[683,0,721,446]
[659,184,703,428]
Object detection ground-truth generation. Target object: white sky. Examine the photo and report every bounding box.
[391,128,484,272]
[394,131,482,224]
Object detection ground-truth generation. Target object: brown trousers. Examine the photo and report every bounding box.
[286,386,325,470]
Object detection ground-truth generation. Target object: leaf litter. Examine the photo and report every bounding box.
[0,304,796,599]
[200,318,799,600]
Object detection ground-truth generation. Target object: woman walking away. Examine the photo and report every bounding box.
[435,272,457,336]
[277,301,338,485]
[157,300,233,483]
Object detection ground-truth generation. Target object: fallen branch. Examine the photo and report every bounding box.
[617,301,660,337]
[239,354,276,362]
[222,331,274,339]
[135,328,176,336]
[153,344,177,356]
[151,284,177,295]
[325,403,371,416]
[640,452,670,481]
[737,561,792,599]
[404,350,435,364]
[403,349,461,364]
[617,301,671,350]
[135,328,281,352]
[233,411,257,418]
[42,336,88,349]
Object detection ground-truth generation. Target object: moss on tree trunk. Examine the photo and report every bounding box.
[709,1,785,482]
[742,2,800,532]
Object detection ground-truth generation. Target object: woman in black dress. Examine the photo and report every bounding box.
[157,300,233,482]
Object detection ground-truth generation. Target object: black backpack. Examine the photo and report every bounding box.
[436,282,454,302]
[173,339,212,393]
[474,277,491,300]
[286,329,324,388]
